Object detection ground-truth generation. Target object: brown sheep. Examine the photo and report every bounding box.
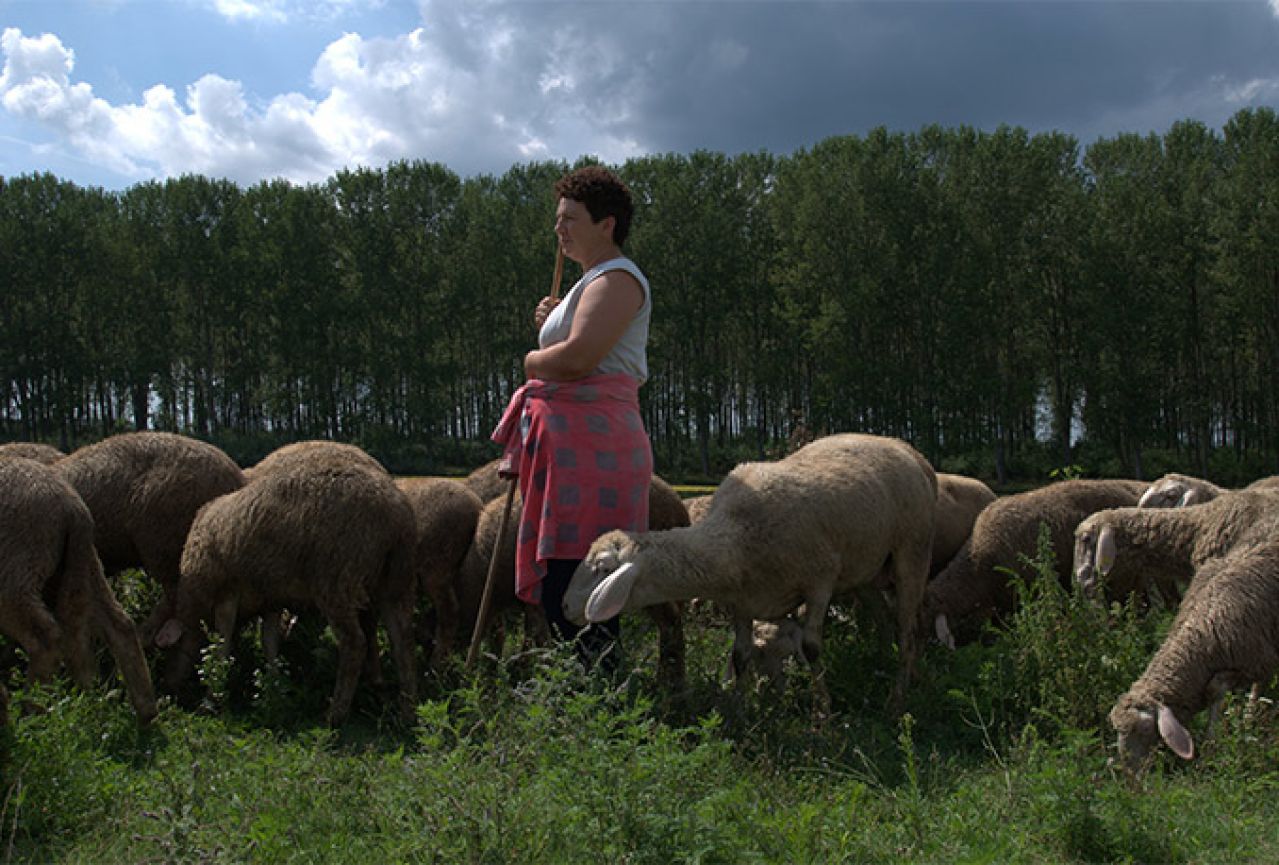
[684,493,714,525]
[932,473,998,576]
[0,442,64,465]
[156,446,418,725]
[0,458,156,722]
[565,433,938,712]
[922,478,1148,649]
[1073,486,1279,605]
[394,477,483,668]
[456,474,688,690]
[1109,539,1279,770]
[462,457,509,504]
[54,432,246,645]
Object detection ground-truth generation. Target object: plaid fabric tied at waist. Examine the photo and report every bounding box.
[491,373,652,604]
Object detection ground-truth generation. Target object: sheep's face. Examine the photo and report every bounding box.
[1109,694,1195,771]
[1072,516,1116,597]
[1138,479,1187,509]
[563,531,640,625]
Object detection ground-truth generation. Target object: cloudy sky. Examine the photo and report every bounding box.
[2,0,1278,191]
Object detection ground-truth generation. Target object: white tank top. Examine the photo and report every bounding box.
[538,256,650,384]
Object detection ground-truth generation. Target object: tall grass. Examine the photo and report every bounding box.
[2,541,1278,863]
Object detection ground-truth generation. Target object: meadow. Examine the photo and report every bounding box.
[2,533,1278,864]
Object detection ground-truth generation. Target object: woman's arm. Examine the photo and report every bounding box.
[524,270,643,381]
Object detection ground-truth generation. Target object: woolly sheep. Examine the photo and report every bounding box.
[1138,472,1279,509]
[684,494,714,525]
[454,474,689,690]
[393,476,483,668]
[55,432,246,645]
[740,470,995,687]
[0,458,156,722]
[1073,486,1279,605]
[156,445,418,724]
[923,478,1147,649]
[250,439,387,479]
[1109,539,1279,769]
[563,433,938,711]
[0,442,64,465]
[462,457,509,504]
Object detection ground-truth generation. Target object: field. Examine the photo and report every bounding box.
[2,537,1278,864]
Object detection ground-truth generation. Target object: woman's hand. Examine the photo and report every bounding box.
[534,295,561,330]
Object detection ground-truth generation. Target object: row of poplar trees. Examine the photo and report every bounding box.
[3,108,1278,484]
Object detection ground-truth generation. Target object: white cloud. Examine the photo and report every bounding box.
[0,7,655,187]
[199,0,384,25]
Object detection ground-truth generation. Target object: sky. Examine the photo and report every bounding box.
[2,0,1278,192]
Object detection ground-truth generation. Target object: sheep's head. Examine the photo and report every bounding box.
[728,617,806,689]
[1073,515,1117,597]
[1109,693,1195,771]
[1138,475,1211,509]
[563,531,642,626]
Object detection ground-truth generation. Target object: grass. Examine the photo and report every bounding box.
[3,537,1279,863]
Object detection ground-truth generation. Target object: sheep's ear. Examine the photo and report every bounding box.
[1179,489,1201,507]
[585,562,638,622]
[1096,525,1116,577]
[155,619,184,648]
[934,614,956,651]
[1157,704,1195,759]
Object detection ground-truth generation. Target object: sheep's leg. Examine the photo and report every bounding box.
[889,543,930,716]
[423,568,460,671]
[727,613,755,689]
[379,598,418,722]
[212,597,238,659]
[0,598,63,690]
[359,608,384,687]
[323,607,367,726]
[87,565,157,723]
[799,591,833,721]
[646,602,686,692]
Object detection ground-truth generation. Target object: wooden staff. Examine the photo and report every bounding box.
[466,245,565,669]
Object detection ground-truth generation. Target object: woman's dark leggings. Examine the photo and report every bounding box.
[540,559,621,673]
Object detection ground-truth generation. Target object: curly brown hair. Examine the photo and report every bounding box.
[554,165,634,246]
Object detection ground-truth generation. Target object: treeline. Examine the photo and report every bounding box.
[2,109,1278,482]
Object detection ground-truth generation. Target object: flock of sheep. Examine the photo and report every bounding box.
[1,430,1277,772]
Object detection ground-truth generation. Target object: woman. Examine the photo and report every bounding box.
[492,165,653,670]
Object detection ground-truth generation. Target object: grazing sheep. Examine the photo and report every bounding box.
[684,494,714,525]
[0,458,156,722]
[923,478,1147,649]
[156,448,418,724]
[55,432,246,644]
[394,477,483,668]
[1245,475,1279,492]
[1073,487,1279,604]
[1138,472,1228,509]
[455,475,689,690]
[0,442,64,465]
[740,470,996,686]
[1109,540,1279,769]
[564,433,938,711]
[932,473,998,576]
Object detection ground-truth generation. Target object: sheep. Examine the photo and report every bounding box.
[923,478,1148,649]
[249,439,387,480]
[931,473,998,576]
[455,474,689,690]
[1073,486,1279,605]
[684,494,714,525]
[739,470,996,688]
[0,457,156,722]
[155,446,418,724]
[1138,472,1279,509]
[0,442,64,465]
[54,431,246,645]
[462,457,509,504]
[393,476,483,668]
[563,433,938,712]
[1109,539,1279,770]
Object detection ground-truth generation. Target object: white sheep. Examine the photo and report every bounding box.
[1073,487,1279,605]
[1109,539,1279,769]
[562,433,938,711]
[1138,472,1279,508]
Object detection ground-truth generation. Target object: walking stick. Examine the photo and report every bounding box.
[466,245,564,669]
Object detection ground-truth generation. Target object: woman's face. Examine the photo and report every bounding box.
[555,197,614,266]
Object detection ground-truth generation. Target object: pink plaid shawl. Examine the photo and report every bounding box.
[491,374,652,604]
